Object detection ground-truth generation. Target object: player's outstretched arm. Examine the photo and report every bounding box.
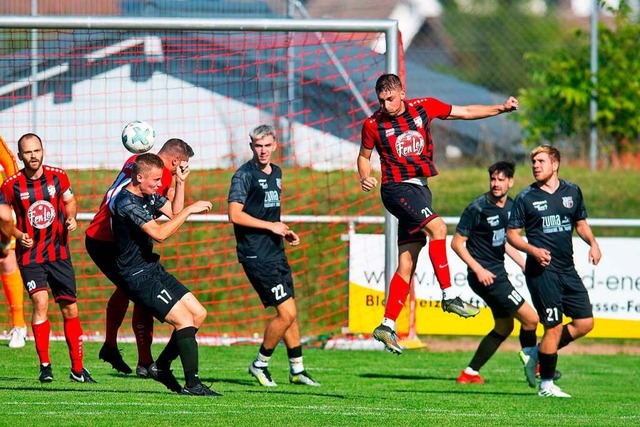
[447,96,519,120]
[142,200,211,243]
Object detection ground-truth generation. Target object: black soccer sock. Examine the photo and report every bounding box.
[286,345,302,359]
[468,330,508,372]
[519,327,537,349]
[260,344,275,358]
[538,351,558,381]
[156,330,180,370]
[176,326,200,387]
[557,325,575,350]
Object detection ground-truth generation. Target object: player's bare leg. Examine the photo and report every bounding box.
[248,298,297,387]
[283,314,320,386]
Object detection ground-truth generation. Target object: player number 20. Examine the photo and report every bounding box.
[157,289,173,305]
[271,283,287,301]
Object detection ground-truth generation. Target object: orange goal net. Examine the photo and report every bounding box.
[0,21,396,341]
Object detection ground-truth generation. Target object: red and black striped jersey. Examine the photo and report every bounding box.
[361,98,452,184]
[1,165,73,266]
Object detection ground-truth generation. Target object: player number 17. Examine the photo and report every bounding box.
[157,289,173,305]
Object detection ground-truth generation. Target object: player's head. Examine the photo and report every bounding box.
[530,145,560,183]
[132,153,165,196]
[249,124,277,167]
[375,74,405,117]
[157,138,194,175]
[487,161,515,199]
[17,133,44,174]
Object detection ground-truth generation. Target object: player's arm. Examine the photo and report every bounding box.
[451,232,496,286]
[507,227,551,267]
[575,219,602,265]
[228,201,292,238]
[447,96,518,120]
[505,242,525,271]
[62,191,78,232]
[141,200,211,243]
[357,145,378,192]
[170,161,189,216]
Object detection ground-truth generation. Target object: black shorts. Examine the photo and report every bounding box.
[468,272,525,318]
[526,268,593,327]
[121,263,189,322]
[241,258,294,308]
[20,258,77,303]
[380,182,439,246]
[85,235,124,286]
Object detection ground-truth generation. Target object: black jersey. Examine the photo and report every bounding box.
[509,179,587,273]
[111,188,168,273]
[456,193,513,275]
[228,161,285,262]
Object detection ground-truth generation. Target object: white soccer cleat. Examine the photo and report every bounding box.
[538,384,571,398]
[519,346,538,388]
[8,326,27,348]
[248,362,277,387]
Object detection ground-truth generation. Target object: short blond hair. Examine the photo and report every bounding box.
[530,145,561,164]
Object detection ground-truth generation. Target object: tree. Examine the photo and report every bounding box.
[517,1,640,164]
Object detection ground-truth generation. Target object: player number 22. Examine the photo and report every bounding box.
[271,283,287,301]
[157,289,173,305]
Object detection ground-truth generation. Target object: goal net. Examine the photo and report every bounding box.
[0,17,398,341]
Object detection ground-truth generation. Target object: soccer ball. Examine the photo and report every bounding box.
[121,120,155,154]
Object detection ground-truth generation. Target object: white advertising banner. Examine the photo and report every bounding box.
[348,234,640,337]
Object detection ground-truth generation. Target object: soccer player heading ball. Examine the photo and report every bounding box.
[358,73,519,354]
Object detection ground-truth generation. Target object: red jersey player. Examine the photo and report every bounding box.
[358,73,519,354]
[1,133,95,383]
[85,138,193,376]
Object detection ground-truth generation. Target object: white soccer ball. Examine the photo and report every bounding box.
[121,120,155,154]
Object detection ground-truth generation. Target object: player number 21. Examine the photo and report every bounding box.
[546,307,560,323]
[157,289,173,304]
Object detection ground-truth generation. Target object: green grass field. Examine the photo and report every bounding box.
[0,341,638,427]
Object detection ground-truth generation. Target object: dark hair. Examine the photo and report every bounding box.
[132,153,164,175]
[17,133,43,152]
[375,74,403,94]
[158,138,194,158]
[488,161,516,178]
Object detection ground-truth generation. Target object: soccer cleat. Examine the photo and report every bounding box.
[180,382,222,397]
[150,363,182,393]
[136,363,153,378]
[8,326,27,348]
[535,364,562,381]
[518,346,538,388]
[39,364,54,383]
[457,370,485,384]
[372,324,403,355]
[248,363,277,387]
[98,343,132,375]
[289,370,321,386]
[538,384,571,398]
[442,297,480,318]
[70,368,97,383]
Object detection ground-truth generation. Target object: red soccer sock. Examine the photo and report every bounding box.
[105,288,130,347]
[383,272,411,321]
[64,316,84,373]
[32,319,51,365]
[428,239,452,291]
[132,304,155,366]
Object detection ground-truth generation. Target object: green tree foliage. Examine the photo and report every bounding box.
[440,0,562,94]
[517,1,640,158]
